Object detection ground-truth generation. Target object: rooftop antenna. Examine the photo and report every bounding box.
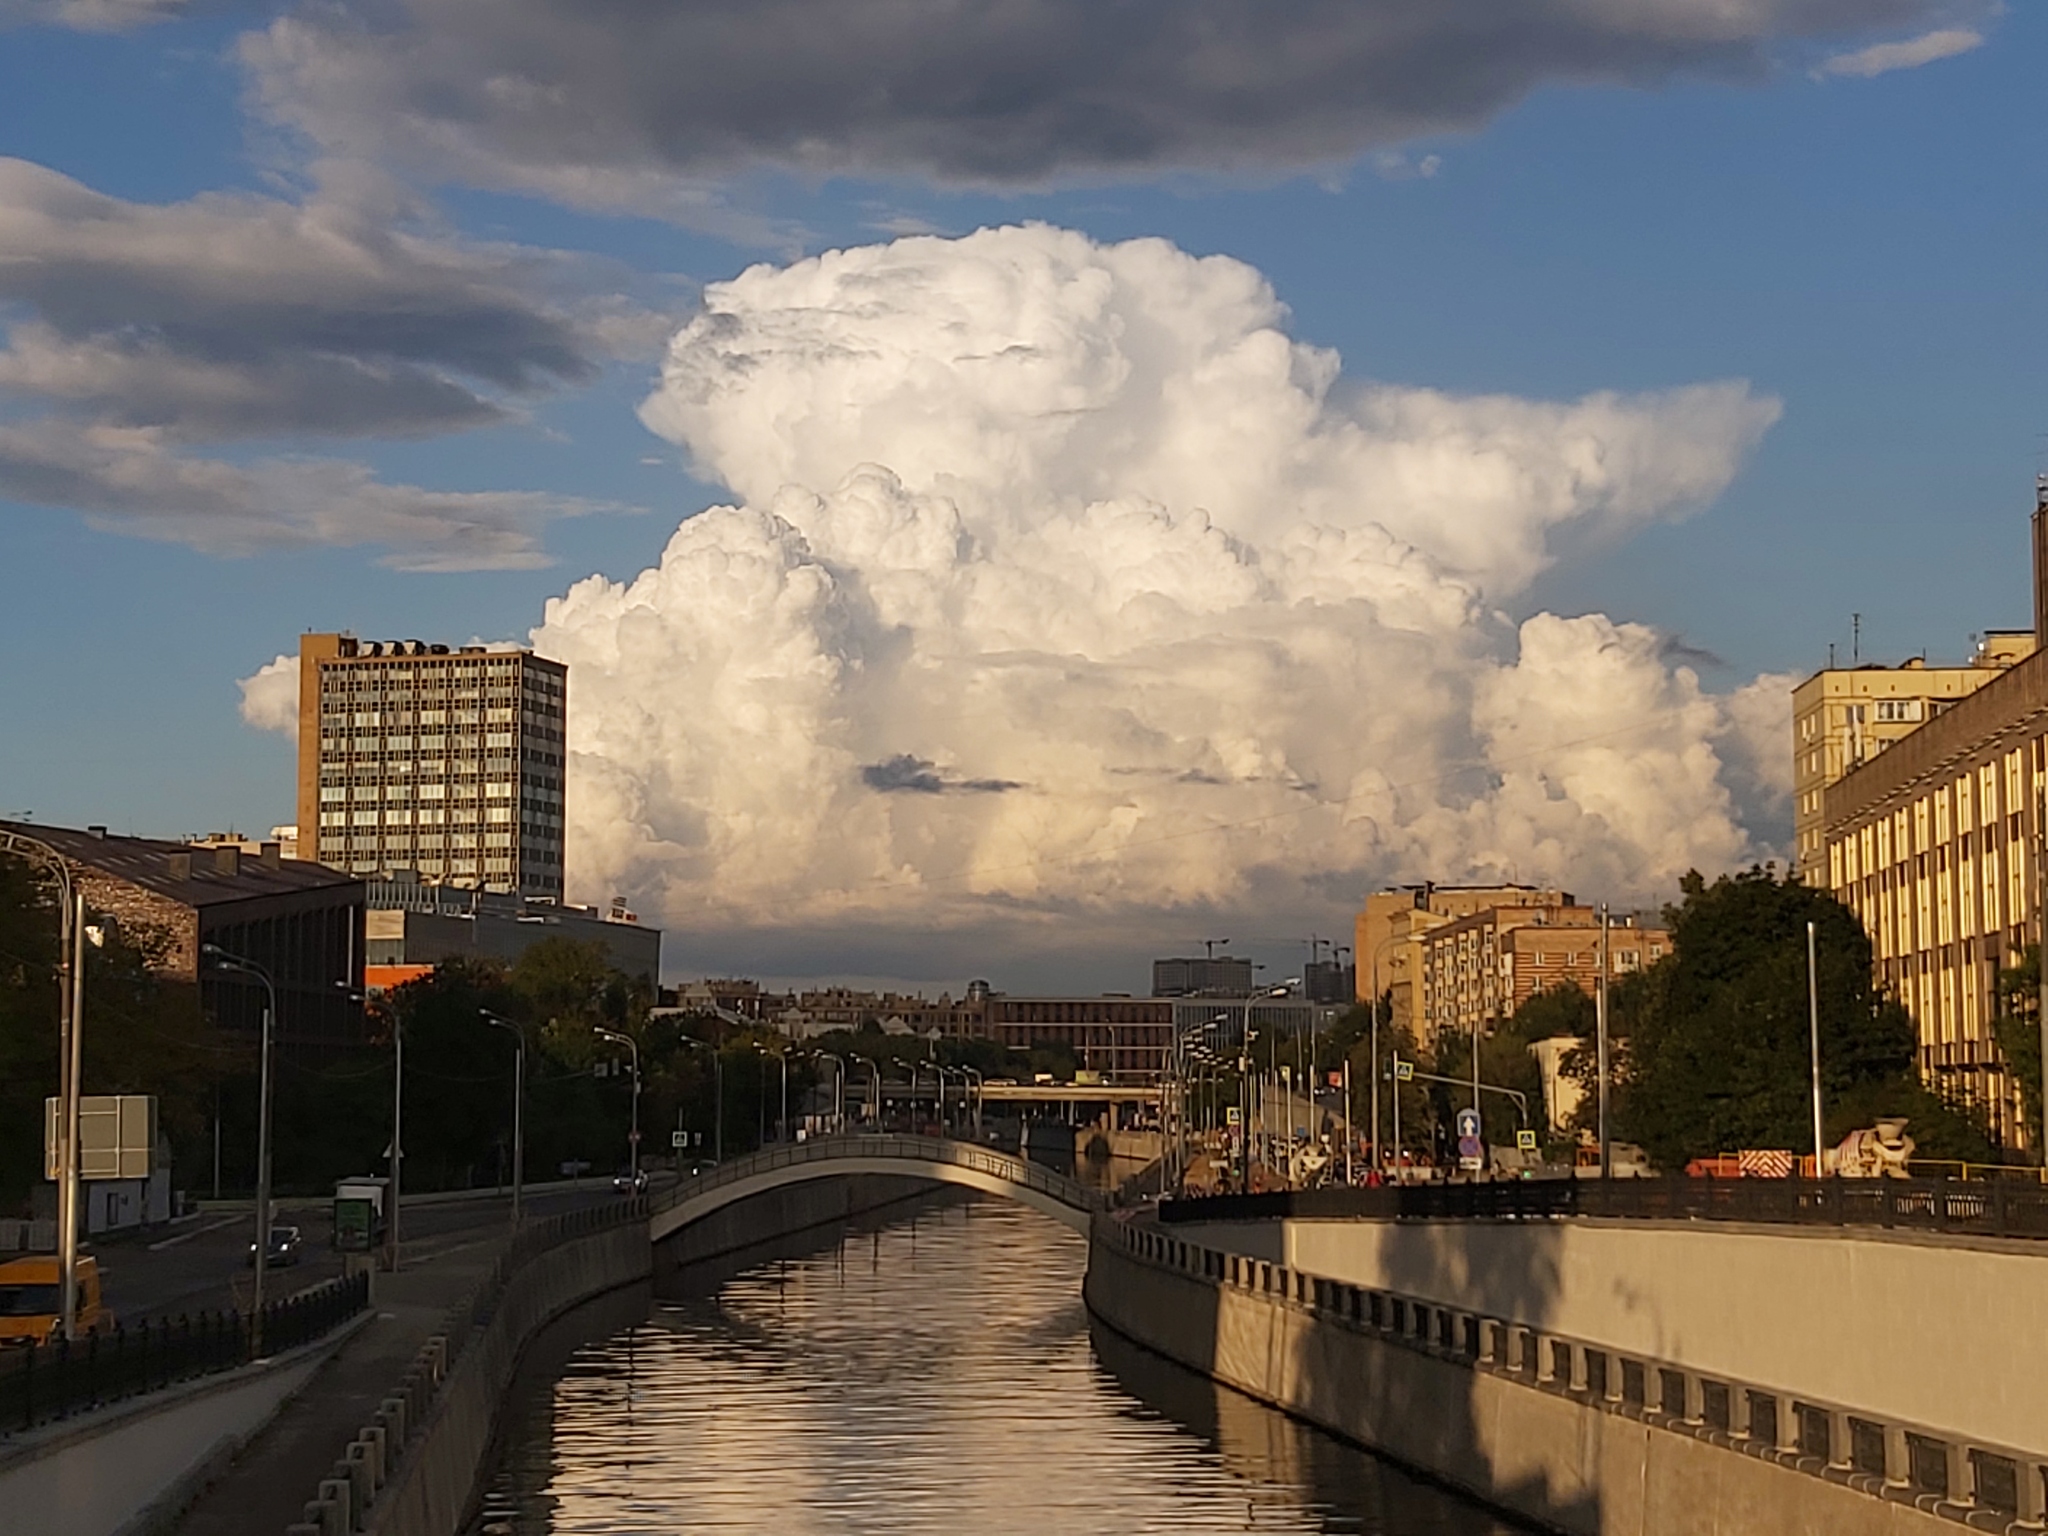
[1852,612,1861,665]
[1829,643,1836,668]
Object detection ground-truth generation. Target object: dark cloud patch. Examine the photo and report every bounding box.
[862,754,1023,795]
[243,0,1977,211]
[0,159,611,442]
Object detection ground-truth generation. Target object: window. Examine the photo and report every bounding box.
[1875,698,1922,724]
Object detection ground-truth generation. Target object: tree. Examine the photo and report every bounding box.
[1602,868,1991,1170]
[1990,947,2043,1152]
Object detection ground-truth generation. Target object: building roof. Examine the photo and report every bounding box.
[0,821,360,908]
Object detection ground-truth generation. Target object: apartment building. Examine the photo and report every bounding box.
[1354,883,1573,1027]
[296,633,566,898]
[1792,636,2032,884]
[1416,905,1668,1042]
[1818,484,2048,1146]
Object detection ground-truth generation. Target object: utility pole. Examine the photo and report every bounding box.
[1596,904,1611,1180]
[1808,920,1826,1178]
[59,890,84,1342]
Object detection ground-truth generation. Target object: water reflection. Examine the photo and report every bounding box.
[474,1199,1526,1534]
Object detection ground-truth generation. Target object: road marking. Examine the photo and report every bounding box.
[146,1216,242,1251]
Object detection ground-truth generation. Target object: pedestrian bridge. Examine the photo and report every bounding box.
[648,1133,1102,1242]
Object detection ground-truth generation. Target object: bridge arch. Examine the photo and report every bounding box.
[648,1134,1100,1243]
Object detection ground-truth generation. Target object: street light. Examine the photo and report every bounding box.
[595,1028,642,1182]
[808,1050,847,1134]
[480,1012,525,1225]
[754,1043,788,1144]
[1,830,86,1341]
[201,943,277,1350]
[679,1036,722,1161]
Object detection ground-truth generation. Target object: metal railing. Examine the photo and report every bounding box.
[0,1271,370,1437]
[652,1133,1104,1221]
[1159,1175,2048,1239]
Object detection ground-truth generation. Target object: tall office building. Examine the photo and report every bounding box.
[297,633,566,898]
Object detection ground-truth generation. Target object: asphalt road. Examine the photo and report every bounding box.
[90,1185,622,1326]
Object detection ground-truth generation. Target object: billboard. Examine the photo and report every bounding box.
[45,1095,157,1181]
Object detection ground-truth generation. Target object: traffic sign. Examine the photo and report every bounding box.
[672,1130,688,1149]
[1393,1060,1414,1082]
[1455,1108,1481,1140]
[1455,1106,1483,1171]
[1516,1129,1539,1152]
[1225,1106,1242,1125]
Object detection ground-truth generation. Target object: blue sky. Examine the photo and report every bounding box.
[1,0,2039,986]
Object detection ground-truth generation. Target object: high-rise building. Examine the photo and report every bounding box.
[1151,954,1255,997]
[1354,883,1571,1026]
[1791,637,2031,884]
[1818,482,2048,1147]
[296,633,566,898]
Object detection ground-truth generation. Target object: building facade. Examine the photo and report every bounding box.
[1354,884,1573,1027]
[363,872,659,982]
[1151,955,1256,997]
[1817,485,2048,1147]
[1416,905,1669,1042]
[1791,637,2032,884]
[3,821,366,1052]
[297,633,567,898]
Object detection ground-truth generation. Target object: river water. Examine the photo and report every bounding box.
[472,1198,1525,1535]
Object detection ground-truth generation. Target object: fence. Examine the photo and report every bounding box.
[1160,1175,2048,1239]
[0,1271,369,1436]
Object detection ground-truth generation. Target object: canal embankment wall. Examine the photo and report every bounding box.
[1086,1215,2030,1536]
[1163,1214,2046,1457]
[653,1172,950,1288]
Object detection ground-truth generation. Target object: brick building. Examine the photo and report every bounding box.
[2,821,366,1051]
[1417,904,1669,1043]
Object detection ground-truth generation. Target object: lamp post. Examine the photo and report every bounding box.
[596,1028,641,1181]
[202,943,276,1349]
[1368,934,1410,1175]
[480,1012,525,1225]
[1807,920,1826,1177]
[1597,905,1611,1180]
[1,831,85,1341]
[680,1037,722,1161]
[810,1050,846,1133]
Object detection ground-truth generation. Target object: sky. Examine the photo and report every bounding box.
[2,0,2043,993]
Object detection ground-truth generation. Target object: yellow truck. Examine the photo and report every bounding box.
[0,1254,109,1346]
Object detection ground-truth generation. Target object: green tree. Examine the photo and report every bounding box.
[1602,868,1991,1170]
[1989,946,2043,1148]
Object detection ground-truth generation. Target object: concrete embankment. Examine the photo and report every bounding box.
[1085,1216,1996,1536]
[655,1173,955,1290]
[327,1216,650,1536]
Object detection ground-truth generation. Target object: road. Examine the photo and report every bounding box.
[90,1185,624,1326]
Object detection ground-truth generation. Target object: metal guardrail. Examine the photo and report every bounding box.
[1159,1175,2048,1239]
[651,1133,1104,1221]
[0,1271,371,1437]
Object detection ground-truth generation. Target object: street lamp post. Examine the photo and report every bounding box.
[480,1012,525,1225]
[1807,920,1826,1177]
[202,944,276,1350]
[810,1050,846,1133]
[2,831,85,1341]
[1368,933,1411,1175]
[596,1028,642,1180]
[680,1037,722,1160]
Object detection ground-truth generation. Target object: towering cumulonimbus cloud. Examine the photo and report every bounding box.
[532,224,1792,942]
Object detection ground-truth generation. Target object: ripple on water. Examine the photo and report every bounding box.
[473,1199,1527,1535]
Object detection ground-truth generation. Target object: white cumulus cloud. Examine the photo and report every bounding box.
[534,225,1787,958]
[237,652,299,736]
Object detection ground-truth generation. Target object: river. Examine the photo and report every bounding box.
[472,1197,1527,1534]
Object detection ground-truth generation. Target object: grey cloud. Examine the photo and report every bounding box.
[0,158,610,441]
[0,0,183,30]
[243,0,1980,206]
[861,755,1023,795]
[0,420,618,570]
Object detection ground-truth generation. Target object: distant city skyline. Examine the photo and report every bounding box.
[5,0,2043,988]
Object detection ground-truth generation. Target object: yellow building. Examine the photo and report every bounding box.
[1417,905,1670,1042]
[1354,883,1571,1028]
[1792,636,2032,884]
[1818,486,2048,1148]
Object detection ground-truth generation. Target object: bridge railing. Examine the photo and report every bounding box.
[651,1133,1104,1218]
[1159,1175,2048,1239]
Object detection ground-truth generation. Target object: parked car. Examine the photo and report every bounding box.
[248,1224,303,1267]
[611,1168,649,1194]
[0,1254,109,1346]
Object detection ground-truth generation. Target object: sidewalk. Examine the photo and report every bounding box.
[171,1230,507,1536]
